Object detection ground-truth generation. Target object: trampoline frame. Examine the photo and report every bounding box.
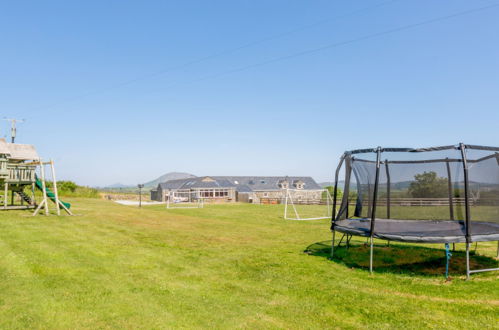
[330,143,499,279]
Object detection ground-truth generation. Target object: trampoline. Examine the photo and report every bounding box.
[330,143,499,278]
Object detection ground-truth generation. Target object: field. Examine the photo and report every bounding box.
[0,199,498,329]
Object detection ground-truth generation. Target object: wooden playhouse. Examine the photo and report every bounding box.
[0,139,72,215]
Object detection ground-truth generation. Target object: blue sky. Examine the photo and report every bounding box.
[1,0,498,186]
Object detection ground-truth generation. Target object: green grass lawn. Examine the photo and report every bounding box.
[0,199,497,329]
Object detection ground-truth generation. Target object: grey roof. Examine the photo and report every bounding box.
[158,177,237,190]
[235,185,253,193]
[213,176,322,191]
[158,178,196,190]
[158,176,322,192]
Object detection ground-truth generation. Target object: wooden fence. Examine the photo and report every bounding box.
[352,198,499,206]
[259,198,329,205]
[260,197,499,206]
[372,198,470,206]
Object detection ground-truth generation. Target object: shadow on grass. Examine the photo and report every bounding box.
[305,240,499,277]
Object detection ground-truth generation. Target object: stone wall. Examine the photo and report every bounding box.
[255,189,324,204]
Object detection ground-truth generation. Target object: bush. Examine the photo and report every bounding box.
[57,181,78,193]
[45,181,100,198]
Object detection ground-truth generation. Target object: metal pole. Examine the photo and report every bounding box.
[11,121,15,143]
[369,147,382,274]
[385,160,390,219]
[11,122,16,143]
[331,155,345,228]
[337,234,346,247]
[138,184,144,208]
[445,158,454,220]
[331,155,345,258]
[331,230,336,258]
[345,159,353,219]
[466,243,470,280]
[369,236,374,273]
[3,118,25,143]
[367,181,372,218]
[459,143,472,279]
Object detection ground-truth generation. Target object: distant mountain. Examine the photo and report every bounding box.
[144,172,196,188]
[103,183,132,189]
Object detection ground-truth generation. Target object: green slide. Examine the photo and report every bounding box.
[35,177,71,209]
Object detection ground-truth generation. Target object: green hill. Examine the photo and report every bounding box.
[144,172,196,188]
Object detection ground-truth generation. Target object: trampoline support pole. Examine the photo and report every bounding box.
[496,241,499,259]
[369,147,382,275]
[466,243,470,280]
[369,236,374,274]
[385,160,391,219]
[330,230,336,258]
[460,143,472,280]
[337,233,346,247]
[330,154,344,260]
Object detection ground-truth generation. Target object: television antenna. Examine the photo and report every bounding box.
[3,118,25,143]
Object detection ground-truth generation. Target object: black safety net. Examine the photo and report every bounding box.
[333,144,499,243]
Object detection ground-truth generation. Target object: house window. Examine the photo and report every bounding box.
[293,180,305,189]
[199,189,214,198]
[214,189,228,197]
[263,192,269,197]
[278,181,289,189]
[199,189,230,198]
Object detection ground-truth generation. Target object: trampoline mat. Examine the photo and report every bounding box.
[334,218,499,243]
